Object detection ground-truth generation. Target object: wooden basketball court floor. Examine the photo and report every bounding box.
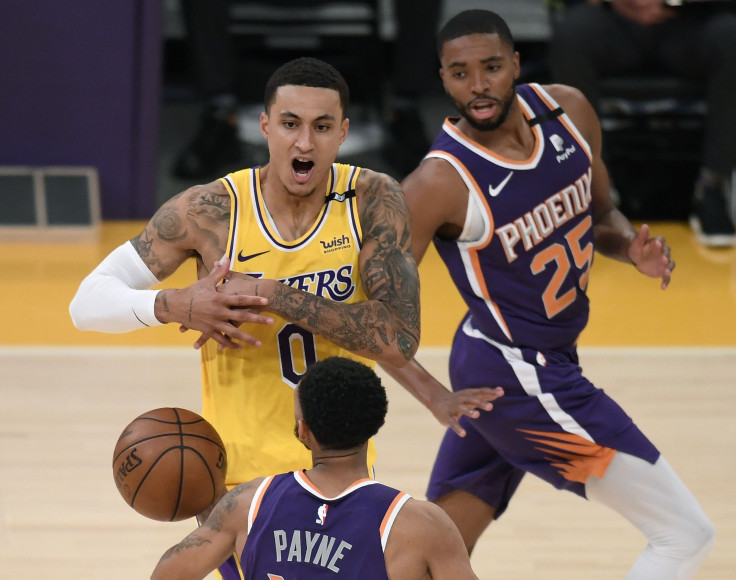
[1,221,735,578]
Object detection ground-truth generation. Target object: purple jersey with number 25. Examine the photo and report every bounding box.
[431,83,594,351]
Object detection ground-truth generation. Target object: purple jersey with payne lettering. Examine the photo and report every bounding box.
[430,83,594,350]
[241,471,410,579]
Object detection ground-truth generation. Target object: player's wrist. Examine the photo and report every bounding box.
[153,289,183,325]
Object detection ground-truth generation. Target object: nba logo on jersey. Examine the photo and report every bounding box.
[316,503,328,525]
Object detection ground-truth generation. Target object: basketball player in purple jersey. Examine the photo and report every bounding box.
[382,10,714,579]
[151,357,478,580]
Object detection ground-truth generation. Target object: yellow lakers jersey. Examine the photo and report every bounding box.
[201,163,376,485]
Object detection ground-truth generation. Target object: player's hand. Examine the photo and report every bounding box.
[627,223,675,290]
[429,387,504,437]
[162,258,273,350]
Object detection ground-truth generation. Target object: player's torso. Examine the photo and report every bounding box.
[201,164,375,483]
[243,472,408,579]
[430,83,594,350]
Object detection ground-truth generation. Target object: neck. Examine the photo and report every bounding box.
[303,448,371,496]
[257,164,326,241]
[460,101,534,159]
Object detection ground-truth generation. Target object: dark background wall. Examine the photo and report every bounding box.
[0,1,163,220]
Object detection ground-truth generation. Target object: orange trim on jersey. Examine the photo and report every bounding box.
[379,491,409,537]
[250,475,274,524]
[295,470,374,496]
[443,118,542,166]
[528,84,592,162]
[518,428,616,483]
[344,477,374,490]
[430,149,514,342]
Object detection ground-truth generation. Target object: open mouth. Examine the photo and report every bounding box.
[291,159,314,182]
[470,99,497,120]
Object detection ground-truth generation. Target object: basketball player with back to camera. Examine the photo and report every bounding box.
[150,356,479,580]
[69,57,500,577]
[379,9,714,579]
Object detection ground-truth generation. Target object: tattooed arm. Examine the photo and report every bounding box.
[69,180,272,348]
[217,169,421,367]
[151,480,259,580]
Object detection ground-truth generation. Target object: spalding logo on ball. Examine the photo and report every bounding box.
[112,407,227,522]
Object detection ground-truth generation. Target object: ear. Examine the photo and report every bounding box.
[513,51,521,81]
[260,111,269,139]
[339,117,349,144]
[296,418,310,445]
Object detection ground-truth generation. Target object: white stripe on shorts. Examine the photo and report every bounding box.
[462,317,594,442]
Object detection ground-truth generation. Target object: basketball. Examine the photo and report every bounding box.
[112,407,227,522]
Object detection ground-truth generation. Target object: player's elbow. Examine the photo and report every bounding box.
[385,331,419,367]
[68,292,92,330]
[68,288,113,332]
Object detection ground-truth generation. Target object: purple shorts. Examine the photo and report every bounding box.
[426,317,659,516]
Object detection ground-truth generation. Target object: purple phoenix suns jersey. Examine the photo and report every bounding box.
[242,471,410,579]
[429,83,594,350]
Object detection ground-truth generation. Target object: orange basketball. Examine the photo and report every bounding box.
[112,407,227,522]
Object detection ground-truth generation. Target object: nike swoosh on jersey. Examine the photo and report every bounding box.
[488,172,513,197]
[237,250,270,262]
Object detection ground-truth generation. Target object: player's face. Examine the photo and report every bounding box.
[261,85,349,198]
[439,33,520,132]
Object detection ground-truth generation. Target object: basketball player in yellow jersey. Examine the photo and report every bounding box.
[71,56,445,483]
[202,161,379,484]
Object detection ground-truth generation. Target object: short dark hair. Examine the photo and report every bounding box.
[437,9,514,57]
[298,357,387,451]
[264,57,350,118]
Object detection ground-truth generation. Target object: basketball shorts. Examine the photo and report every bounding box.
[426,316,660,516]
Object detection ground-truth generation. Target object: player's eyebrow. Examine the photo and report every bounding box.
[279,111,337,123]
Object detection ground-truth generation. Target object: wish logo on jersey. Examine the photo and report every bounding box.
[320,234,352,254]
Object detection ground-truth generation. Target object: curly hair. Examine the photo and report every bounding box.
[437,9,514,57]
[264,57,350,118]
[298,357,387,451]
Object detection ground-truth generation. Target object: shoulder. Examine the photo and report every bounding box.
[403,156,465,198]
[384,498,462,560]
[155,178,231,222]
[395,497,455,529]
[206,477,265,529]
[542,83,590,114]
[541,83,600,142]
[353,167,411,226]
[354,167,402,199]
[181,178,232,210]
[387,497,460,546]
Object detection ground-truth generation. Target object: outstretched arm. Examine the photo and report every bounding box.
[378,160,503,432]
[151,481,256,580]
[213,170,421,367]
[383,358,503,437]
[69,181,273,348]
